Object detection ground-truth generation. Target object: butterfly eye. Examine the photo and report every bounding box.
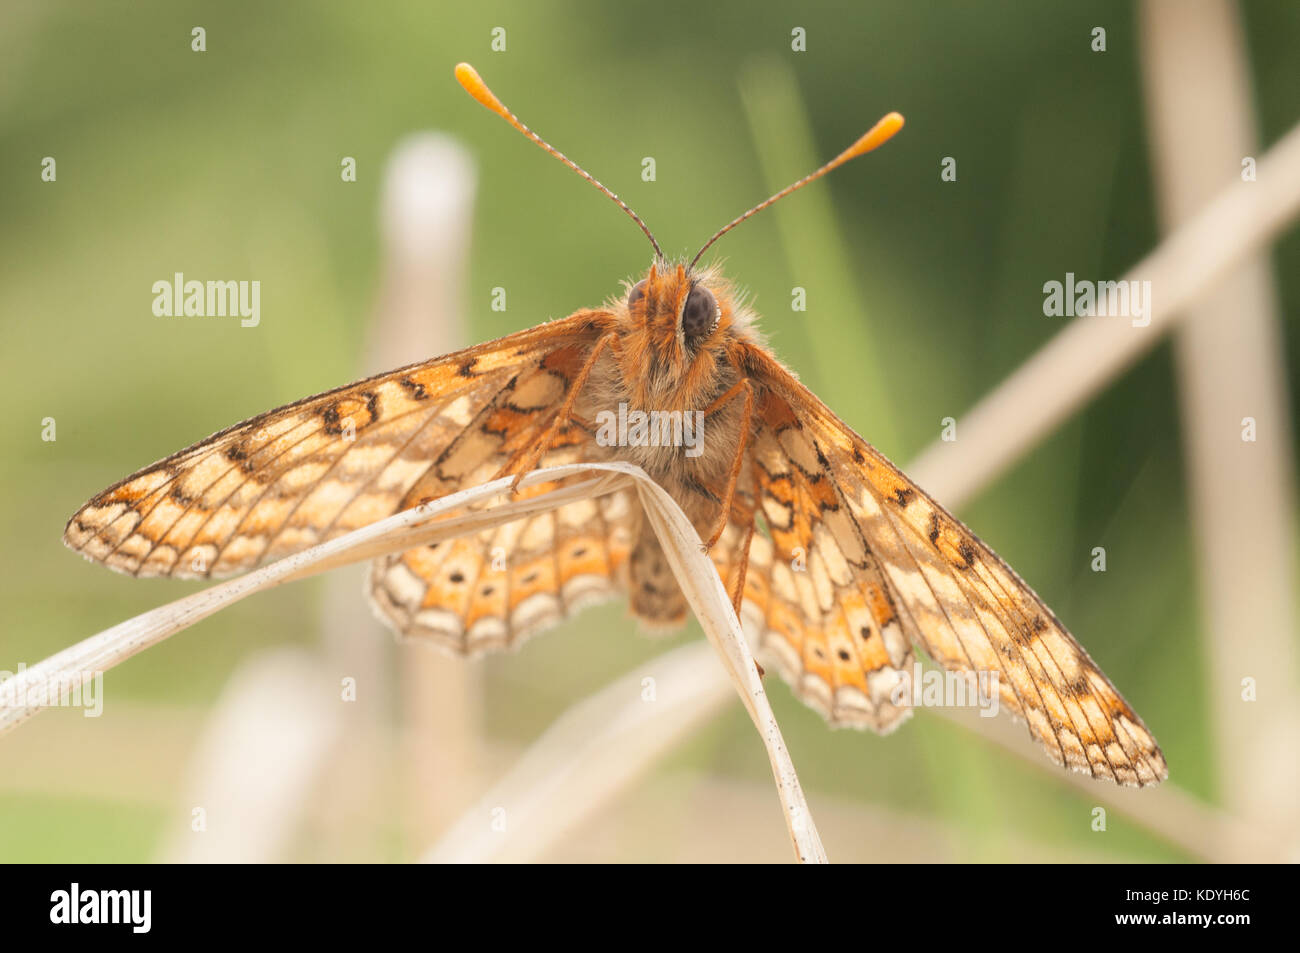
[681,285,718,341]
[627,280,647,309]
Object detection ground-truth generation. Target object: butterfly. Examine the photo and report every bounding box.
[64,63,1167,787]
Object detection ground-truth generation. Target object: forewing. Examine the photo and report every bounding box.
[741,351,1167,786]
[64,313,608,579]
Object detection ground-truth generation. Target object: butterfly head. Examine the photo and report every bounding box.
[624,262,727,357]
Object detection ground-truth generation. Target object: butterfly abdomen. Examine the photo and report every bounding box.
[627,524,689,630]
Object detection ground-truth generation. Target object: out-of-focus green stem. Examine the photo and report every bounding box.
[738,58,902,453]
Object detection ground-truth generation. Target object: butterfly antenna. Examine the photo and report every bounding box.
[455,63,663,260]
[690,111,904,268]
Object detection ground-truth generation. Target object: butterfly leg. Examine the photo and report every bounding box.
[728,459,765,678]
[700,379,755,550]
[725,456,759,616]
[496,332,616,488]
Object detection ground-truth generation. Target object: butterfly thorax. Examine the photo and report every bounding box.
[580,262,756,511]
[568,262,763,627]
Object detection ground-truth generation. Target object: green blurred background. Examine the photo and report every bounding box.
[2,0,1298,862]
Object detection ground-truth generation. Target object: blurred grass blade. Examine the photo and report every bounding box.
[738,58,902,451]
[423,640,734,863]
[907,116,1300,508]
[1140,0,1300,847]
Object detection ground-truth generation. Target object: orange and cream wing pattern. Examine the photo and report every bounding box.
[368,485,637,656]
[709,418,915,735]
[63,313,608,579]
[736,354,1167,786]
